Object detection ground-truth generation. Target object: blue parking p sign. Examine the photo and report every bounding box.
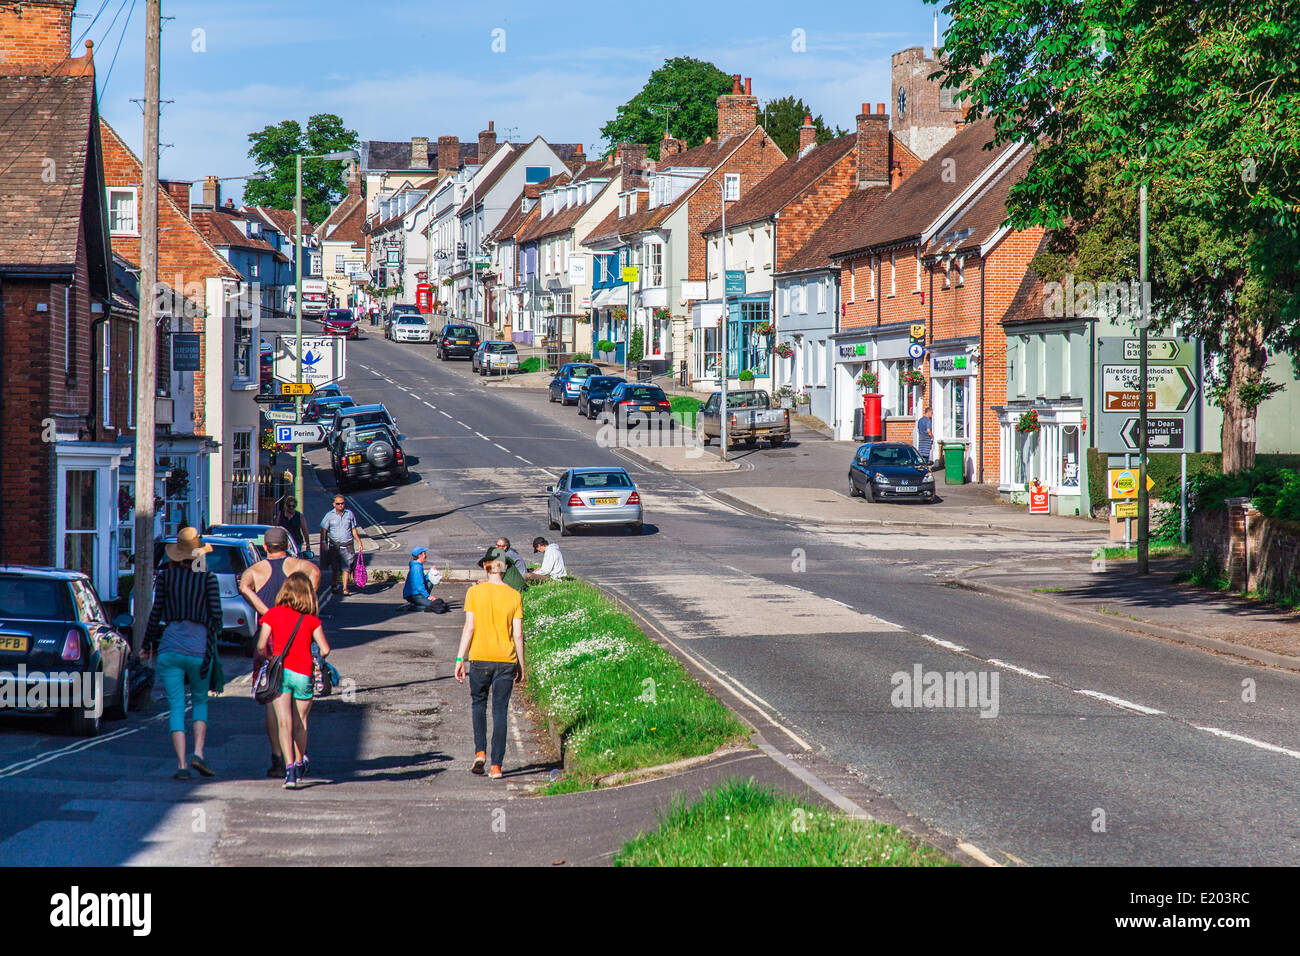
[275,425,293,444]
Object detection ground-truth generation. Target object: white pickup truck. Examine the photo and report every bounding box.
[697,389,790,448]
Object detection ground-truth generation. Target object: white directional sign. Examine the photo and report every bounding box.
[263,408,297,423]
[1121,417,1186,451]
[1095,331,1201,455]
[274,335,346,386]
[274,423,324,445]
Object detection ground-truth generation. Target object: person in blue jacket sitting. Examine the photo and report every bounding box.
[404,547,446,612]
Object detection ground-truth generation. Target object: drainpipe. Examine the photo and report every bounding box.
[978,252,985,483]
[88,304,112,438]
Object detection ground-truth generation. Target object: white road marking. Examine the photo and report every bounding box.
[1193,726,1300,760]
[986,659,1052,680]
[475,432,490,441]
[439,411,453,419]
[922,634,967,653]
[0,714,168,779]
[423,402,436,409]
[515,455,531,464]
[459,422,472,429]
[958,842,1003,867]
[1074,689,1164,716]
[493,444,510,452]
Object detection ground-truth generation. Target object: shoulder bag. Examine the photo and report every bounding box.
[253,612,305,705]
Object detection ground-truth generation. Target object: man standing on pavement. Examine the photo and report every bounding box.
[525,536,565,583]
[319,495,364,596]
[916,404,935,468]
[274,496,308,554]
[239,527,321,777]
[455,551,526,780]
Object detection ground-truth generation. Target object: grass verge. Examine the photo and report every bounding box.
[1101,541,1192,560]
[524,580,746,792]
[669,394,701,429]
[613,777,955,867]
[519,356,542,374]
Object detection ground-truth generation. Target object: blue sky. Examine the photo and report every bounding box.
[88,0,946,204]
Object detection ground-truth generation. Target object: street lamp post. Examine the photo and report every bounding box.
[294,150,358,510]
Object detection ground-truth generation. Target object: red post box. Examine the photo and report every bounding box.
[862,392,883,442]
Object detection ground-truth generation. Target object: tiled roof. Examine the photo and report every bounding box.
[580,194,664,246]
[316,192,365,245]
[486,192,532,243]
[191,208,291,262]
[831,119,1015,258]
[0,75,97,271]
[702,132,858,234]
[363,139,479,172]
[516,181,613,244]
[777,186,892,275]
[928,147,1033,255]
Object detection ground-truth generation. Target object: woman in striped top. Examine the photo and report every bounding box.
[145,527,224,780]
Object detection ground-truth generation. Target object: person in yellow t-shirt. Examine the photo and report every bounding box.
[455,550,525,779]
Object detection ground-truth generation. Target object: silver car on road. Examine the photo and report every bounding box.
[546,467,643,536]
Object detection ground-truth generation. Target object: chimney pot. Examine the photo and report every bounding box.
[862,103,870,115]
[744,77,752,96]
[876,103,885,114]
[732,74,742,94]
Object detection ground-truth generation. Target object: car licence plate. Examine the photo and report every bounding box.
[592,496,619,505]
[0,635,29,652]
[349,454,362,464]
[895,486,918,493]
[639,405,656,411]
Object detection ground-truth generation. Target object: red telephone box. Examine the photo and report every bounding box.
[862,392,883,443]
[416,282,432,313]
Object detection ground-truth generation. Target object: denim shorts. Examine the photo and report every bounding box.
[281,668,313,701]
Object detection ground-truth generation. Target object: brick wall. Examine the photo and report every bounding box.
[685,131,784,281]
[840,248,929,331]
[776,151,857,272]
[891,46,962,161]
[0,0,74,75]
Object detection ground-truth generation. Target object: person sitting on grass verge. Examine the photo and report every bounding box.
[525,536,565,583]
[479,544,527,595]
[403,546,448,612]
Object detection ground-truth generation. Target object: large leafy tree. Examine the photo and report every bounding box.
[600,57,735,160]
[245,114,360,225]
[936,0,1300,471]
[759,96,846,157]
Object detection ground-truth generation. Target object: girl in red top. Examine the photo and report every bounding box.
[256,572,330,789]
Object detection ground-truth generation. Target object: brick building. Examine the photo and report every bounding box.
[831,118,1040,482]
[891,46,966,161]
[0,5,126,597]
[583,76,787,376]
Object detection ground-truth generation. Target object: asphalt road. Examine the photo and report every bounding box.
[1,318,1295,866]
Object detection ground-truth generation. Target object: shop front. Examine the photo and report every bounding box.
[690,295,771,388]
[831,323,915,442]
[995,401,1086,514]
[929,341,979,481]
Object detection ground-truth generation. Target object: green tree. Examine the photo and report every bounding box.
[245,113,360,225]
[601,57,735,160]
[628,326,645,365]
[759,96,846,156]
[937,0,1300,472]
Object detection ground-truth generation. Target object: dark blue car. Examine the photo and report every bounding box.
[549,363,602,406]
[847,442,935,503]
[577,375,626,419]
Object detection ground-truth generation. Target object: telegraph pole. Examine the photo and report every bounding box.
[131,0,161,655]
[1137,182,1150,574]
[294,154,305,505]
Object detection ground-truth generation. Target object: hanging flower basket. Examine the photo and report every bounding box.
[771,343,794,359]
[856,369,878,390]
[795,386,811,405]
[902,369,927,388]
[1017,409,1041,433]
[612,307,627,322]
[652,307,672,322]
[755,321,774,336]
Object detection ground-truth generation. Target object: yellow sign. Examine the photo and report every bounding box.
[1112,500,1139,518]
[910,324,926,341]
[1108,468,1155,499]
[621,266,639,283]
[280,382,316,396]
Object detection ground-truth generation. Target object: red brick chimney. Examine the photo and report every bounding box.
[798,114,817,152]
[347,163,362,198]
[856,102,891,189]
[478,121,498,163]
[437,135,460,172]
[716,74,758,139]
[616,142,648,179]
[954,106,971,131]
[0,0,83,76]
[160,180,191,217]
[660,133,687,159]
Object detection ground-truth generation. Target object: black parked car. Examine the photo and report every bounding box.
[846,442,936,503]
[578,375,626,419]
[332,424,409,490]
[436,323,480,359]
[325,403,399,454]
[607,382,672,428]
[0,567,132,736]
[304,393,355,423]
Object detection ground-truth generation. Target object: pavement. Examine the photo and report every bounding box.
[716,482,1107,534]
[959,556,1300,670]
